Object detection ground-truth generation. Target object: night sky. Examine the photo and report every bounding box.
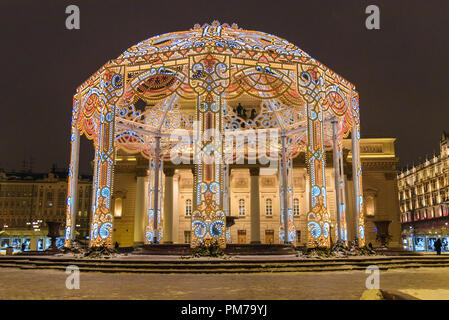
[0,0,447,175]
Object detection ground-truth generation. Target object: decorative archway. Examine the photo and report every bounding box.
[64,21,365,249]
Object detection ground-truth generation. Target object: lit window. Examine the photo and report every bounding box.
[184,231,191,244]
[239,199,246,216]
[185,199,192,216]
[114,198,122,217]
[364,195,376,217]
[265,198,272,216]
[293,198,300,216]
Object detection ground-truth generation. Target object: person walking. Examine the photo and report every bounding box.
[435,238,442,255]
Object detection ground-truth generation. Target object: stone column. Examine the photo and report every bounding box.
[250,167,261,244]
[134,168,147,245]
[331,120,342,242]
[163,167,175,244]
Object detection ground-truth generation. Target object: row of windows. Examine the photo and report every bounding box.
[184,198,301,216]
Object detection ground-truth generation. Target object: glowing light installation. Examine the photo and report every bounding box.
[279,136,296,243]
[351,95,365,246]
[332,119,348,243]
[145,137,163,244]
[190,50,230,248]
[64,21,364,248]
[64,94,80,246]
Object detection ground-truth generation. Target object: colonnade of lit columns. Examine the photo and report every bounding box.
[66,124,363,247]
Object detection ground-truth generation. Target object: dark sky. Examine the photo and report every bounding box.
[0,0,447,174]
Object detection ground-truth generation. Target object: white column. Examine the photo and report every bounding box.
[173,173,179,244]
[153,136,161,244]
[134,173,146,244]
[304,172,310,244]
[351,126,360,243]
[223,165,231,243]
[339,146,348,242]
[250,167,261,244]
[163,167,174,244]
[281,135,289,244]
[68,127,80,243]
[331,120,342,242]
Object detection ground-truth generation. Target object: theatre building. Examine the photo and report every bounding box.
[398,132,449,252]
[112,137,402,248]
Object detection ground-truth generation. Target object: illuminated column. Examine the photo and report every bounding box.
[153,136,162,243]
[163,167,175,244]
[64,126,80,246]
[351,124,365,246]
[145,138,163,244]
[305,101,331,248]
[133,170,146,245]
[250,167,261,244]
[338,144,348,242]
[89,102,116,248]
[223,165,231,243]
[280,136,290,244]
[189,53,230,248]
[331,120,342,241]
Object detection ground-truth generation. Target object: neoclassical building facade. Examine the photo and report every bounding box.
[398,132,449,252]
[112,137,402,248]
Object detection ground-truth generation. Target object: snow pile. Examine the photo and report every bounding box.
[305,241,377,259]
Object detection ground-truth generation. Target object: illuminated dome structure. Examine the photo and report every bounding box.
[64,21,365,249]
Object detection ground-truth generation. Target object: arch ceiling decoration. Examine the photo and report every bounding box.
[66,21,364,249]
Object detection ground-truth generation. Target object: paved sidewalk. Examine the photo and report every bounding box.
[1,266,448,299]
[4,253,440,261]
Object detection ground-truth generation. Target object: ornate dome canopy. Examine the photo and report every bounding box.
[73,22,359,159]
[118,21,311,61]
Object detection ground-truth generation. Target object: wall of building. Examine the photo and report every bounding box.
[0,170,91,239]
[397,133,449,251]
[111,138,402,249]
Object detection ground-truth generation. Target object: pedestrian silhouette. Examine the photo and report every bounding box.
[435,238,442,255]
[236,103,243,117]
[115,241,119,250]
[250,108,257,120]
[242,108,247,120]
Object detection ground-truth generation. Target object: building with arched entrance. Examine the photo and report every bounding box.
[64,22,401,250]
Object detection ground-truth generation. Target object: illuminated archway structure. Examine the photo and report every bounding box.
[65,21,365,249]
